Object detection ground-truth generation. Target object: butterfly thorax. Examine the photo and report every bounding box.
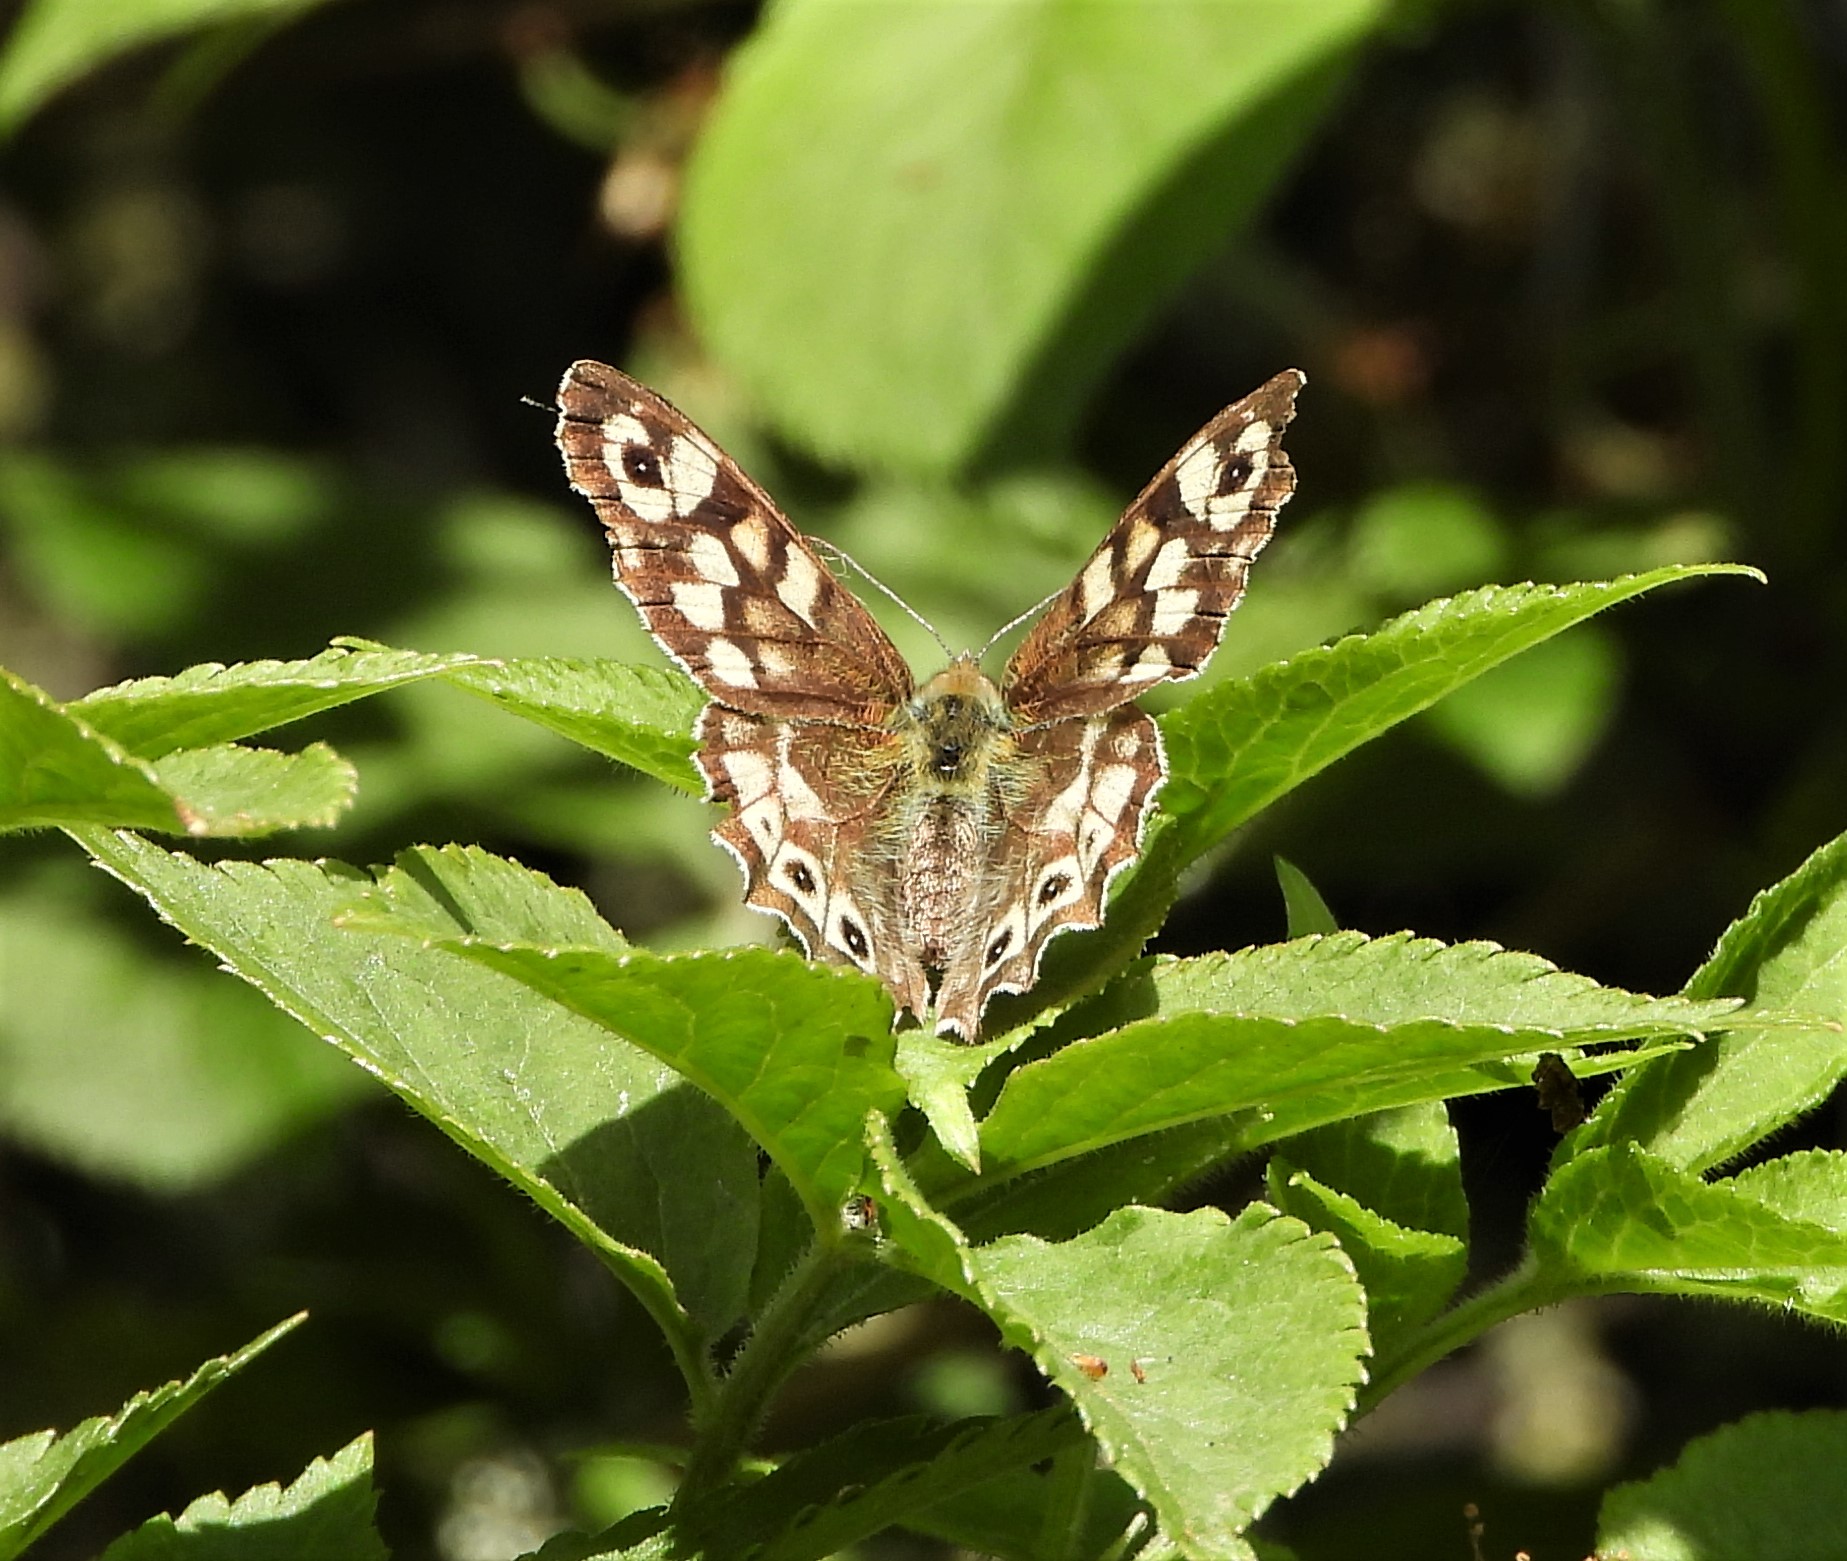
[887,656,1020,967]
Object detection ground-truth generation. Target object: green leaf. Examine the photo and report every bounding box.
[680,1411,1087,1561]
[426,937,906,1227]
[2,665,185,834]
[148,743,356,835]
[71,831,761,1374]
[1597,1410,1847,1561]
[0,0,322,132]
[97,1433,384,1560]
[1266,1162,1465,1359]
[440,657,704,792]
[1279,1103,1467,1241]
[0,885,364,1190]
[1530,1144,1847,1320]
[969,937,1741,1184]
[872,1123,1367,1559]
[1159,569,1759,854]
[1572,826,1847,1172]
[71,645,495,757]
[1275,856,1338,938]
[893,1029,1015,1174]
[680,0,1388,472]
[0,1315,302,1561]
[900,1458,1143,1561]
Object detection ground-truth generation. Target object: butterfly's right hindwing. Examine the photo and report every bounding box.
[556,360,913,724]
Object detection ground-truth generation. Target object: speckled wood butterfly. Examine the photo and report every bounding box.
[556,362,1303,1038]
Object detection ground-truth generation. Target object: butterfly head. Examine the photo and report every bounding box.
[901,654,1013,792]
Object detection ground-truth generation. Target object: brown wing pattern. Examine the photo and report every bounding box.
[556,360,913,724]
[1003,370,1304,726]
[699,706,928,1021]
[933,706,1163,1039]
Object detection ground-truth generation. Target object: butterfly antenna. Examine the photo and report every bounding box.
[817,540,953,659]
[977,585,1065,661]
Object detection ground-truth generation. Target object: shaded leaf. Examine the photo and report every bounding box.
[97,1433,384,1560]
[0,1316,302,1561]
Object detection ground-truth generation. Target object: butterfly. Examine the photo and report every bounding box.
[556,362,1303,1039]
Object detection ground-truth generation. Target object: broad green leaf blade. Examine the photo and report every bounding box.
[1598,1410,1847,1561]
[976,1208,1363,1557]
[900,1459,1143,1561]
[1019,566,1758,1025]
[680,1411,1087,1561]
[430,938,905,1226]
[97,1433,384,1560]
[72,833,759,1374]
[871,1124,1366,1560]
[1,665,184,834]
[0,886,364,1190]
[441,658,704,792]
[1573,827,1847,1173]
[973,938,1741,1184]
[1726,1150,1847,1319]
[0,1315,302,1561]
[1159,569,1759,853]
[149,742,356,835]
[0,0,322,133]
[680,0,1387,473]
[71,645,494,757]
[1530,1145,1847,1319]
[893,1029,1015,1174]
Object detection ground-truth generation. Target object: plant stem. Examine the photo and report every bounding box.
[1357,1256,1578,1415]
[674,1235,855,1504]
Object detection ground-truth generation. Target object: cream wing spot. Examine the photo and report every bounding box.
[1145,536,1189,591]
[1122,521,1160,576]
[1091,763,1139,825]
[686,529,740,587]
[778,545,824,625]
[982,906,1028,970]
[1027,856,1083,932]
[1235,418,1274,454]
[703,638,759,689]
[671,580,730,632]
[722,748,774,803]
[1174,439,1220,523]
[1121,645,1172,682]
[733,515,773,573]
[663,433,719,513]
[1151,588,1198,637]
[770,842,826,919]
[738,797,783,854]
[1077,549,1117,622]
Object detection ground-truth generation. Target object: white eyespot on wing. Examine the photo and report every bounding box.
[1174,426,1274,531]
[826,893,877,970]
[981,905,1028,971]
[1150,588,1198,637]
[1145,536,1189,591]
[1076,549,1117,622]
[671,580,730,632]
[769,841,827,919]
[686,529,740,587]
[1121,644,1172,682]
[1027,855,1084,932]
[777,545,825,625]
[703,638,759,689]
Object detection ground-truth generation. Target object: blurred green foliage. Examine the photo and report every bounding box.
[2,0,1846,1555]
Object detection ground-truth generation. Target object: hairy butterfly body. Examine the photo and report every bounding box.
[556,360,1303,1038]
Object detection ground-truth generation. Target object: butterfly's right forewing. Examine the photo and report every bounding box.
[556,361,913,725]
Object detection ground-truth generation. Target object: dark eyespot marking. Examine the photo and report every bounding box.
[1217,452,1254,494]
[986,928,1013,967]
[622,445,664,487]
[1037,872,1072,907]
[785,860,817,896]
[840,918,869,960]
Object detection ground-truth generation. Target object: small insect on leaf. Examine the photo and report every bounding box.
[1070,1352,1110,1381]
